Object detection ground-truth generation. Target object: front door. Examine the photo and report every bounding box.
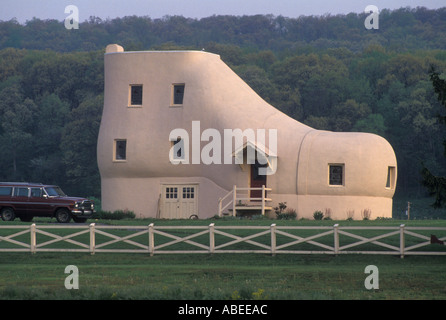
[250,161,267,200]
[161,185,198,219]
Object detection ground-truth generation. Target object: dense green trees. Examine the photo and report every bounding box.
[421,68,446,208]
[0,7,445,201]
[0,49,103,196]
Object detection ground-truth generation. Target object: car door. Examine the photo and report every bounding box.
[12,187,30,215]
[29,187,52,217]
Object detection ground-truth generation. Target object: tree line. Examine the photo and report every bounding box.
[0,7,445,200]
[1,7,446,53]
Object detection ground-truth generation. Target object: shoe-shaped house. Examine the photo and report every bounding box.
[97,44,397,220]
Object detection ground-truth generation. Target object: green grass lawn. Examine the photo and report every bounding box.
[1,252,445,300]
[1,216,446,300]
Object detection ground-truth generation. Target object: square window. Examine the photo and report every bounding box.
[329,164,344,186]
[172,84,185,105]
[183,187,195,199]
[114,139,127,161]
[166,187,178,199]
[130,85,143,106]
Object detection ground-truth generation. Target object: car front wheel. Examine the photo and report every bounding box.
[55,209,71,223]
[1,207,15,221]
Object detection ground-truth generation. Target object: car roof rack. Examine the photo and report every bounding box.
[0,182,44,185]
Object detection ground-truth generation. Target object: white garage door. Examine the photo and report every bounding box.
[161,184,198,219]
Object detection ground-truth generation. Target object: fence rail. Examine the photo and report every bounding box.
[0,223,445,257]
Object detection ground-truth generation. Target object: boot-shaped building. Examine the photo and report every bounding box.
[97,44,397,220]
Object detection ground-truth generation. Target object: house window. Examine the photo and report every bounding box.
[183,187,195,199]
[329,164,344,186]
[165,187,178,199]
[114,139,127,161]
[129,85,143,106]
[386,166,396,189]
[172,84,185,106]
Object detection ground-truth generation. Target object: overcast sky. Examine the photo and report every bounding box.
[1,0,445,23]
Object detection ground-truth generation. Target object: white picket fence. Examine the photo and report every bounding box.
[0,223,445,257]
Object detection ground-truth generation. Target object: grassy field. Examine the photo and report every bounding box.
[1,216,446,300]
[1,251,446,300]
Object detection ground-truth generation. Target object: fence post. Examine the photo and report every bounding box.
[261,185,265,216]
[30,223,36,254]
[333,224,339,255]
[399,224,405,259]
[270,224,276,256]
[209,223,215,254]
[218,198,222,217]
[232,185,237,216]
[148,223,154,256]
[89,223,95,255]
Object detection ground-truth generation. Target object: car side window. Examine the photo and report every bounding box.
[13,187,29,197]
[31,188,43,197]
[0,187,12,196]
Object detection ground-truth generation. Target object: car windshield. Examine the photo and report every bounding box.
[45,186,66,197]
